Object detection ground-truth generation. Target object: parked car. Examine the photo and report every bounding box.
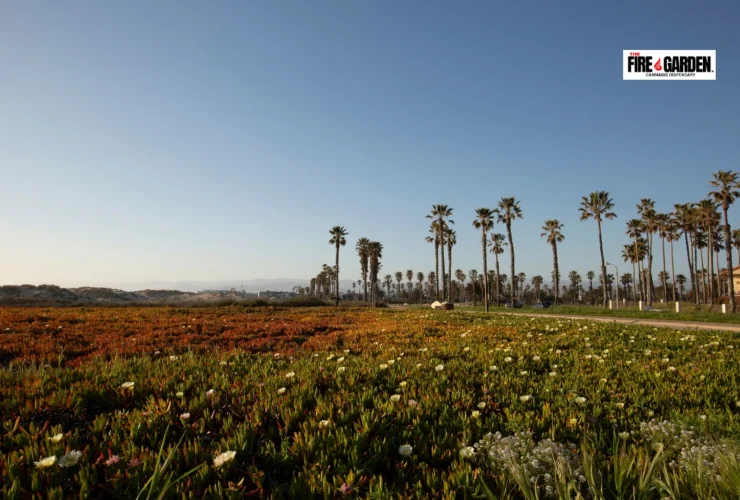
[533,301,552,309]
[504,301,524,309]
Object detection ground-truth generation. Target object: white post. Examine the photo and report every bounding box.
[722,304,727,314]
[609,300,613,310]
[660,299,664,303]
[638,300,643,311]
[675,302,680,313]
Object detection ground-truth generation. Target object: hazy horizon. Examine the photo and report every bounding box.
[2,1,738,288]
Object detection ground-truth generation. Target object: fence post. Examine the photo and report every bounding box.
[638,300,643,311]
[609,300,613,310]
[722,304,727,314]
[675,302,680,313]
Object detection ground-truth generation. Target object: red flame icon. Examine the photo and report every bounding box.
[654,58,662,71]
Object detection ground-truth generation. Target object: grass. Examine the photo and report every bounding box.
[461,302,740,324]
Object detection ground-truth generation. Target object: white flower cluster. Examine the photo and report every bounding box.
[469,432,585,498]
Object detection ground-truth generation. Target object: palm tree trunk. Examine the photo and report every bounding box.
[632,260,637,301]
[646,232,654,306]
[434,241,440,301]
[715,248,722,298]
[448,244,453,303]
[481,230,489,312]
[551,241,559,305]
[440,230,447,302]
[335,245,340,307]
[670,238,676,301]
[597,219,607,308]
[507,222,515,306]
[724,207,736,312]
[661,236,667,303]
[707,227,714,301]
[495,256,501,306]
[699,248,707,304]
[684,232,694,303]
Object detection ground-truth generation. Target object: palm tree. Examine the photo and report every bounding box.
[489,233,507,306]
[425,223,440,300]
[494,198,522,306]
[674,203,697,303]
[666,220,680,301]
[384,275,393,303]
[568,271,581,304]
[696,199,720,302]
[468,269,479,306]
[541,219,564,305]
[406,270,414,296]
[709,170,740,312]
[676,274,687,300]
[426,205,454,301]
[473,208,495,312]
[416,272,425,303]
[586,271,595,304]
[367,241,383,306]
[532,275,543,301]
[355,238,370,302]
[621,273,632,300]
[733,229,740,261]
[637,199,658,305]
[656,213,671,303]
[427,272,436,301]
[394,272,403,297]
[329,226,348,306]
[626,219,645,301]
[455,269,467,302]
[580,191,617,308]
[446,228,457,301]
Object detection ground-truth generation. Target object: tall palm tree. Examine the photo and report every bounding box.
[367,241,383,306]
[696,199,720,302]
[415,272,425,303]
[637,199,658,305]
[468,269,479,306]
[329,226,348,306]
[425,222,441,300]
[709,170,740,312]
[568,271,581,304]
[626,219,645,301]
[446,228,457,300]
[673,203,698,303]
[586,271,595,303]
[406,270,414,296]
[488,233,507,306]
[473,208,495,312]
[455,269,467,302]
[394,272,403,297]
[666,220,680,301]
[541,219,564,305]
[426,205,454,302]
[494,198,522,306]
[532,275,543,301]
[696,231,708,303]
[621,273,633,300]
[656,213,671,303]
[580,191,617,308]
[676,274,687,300]
[383,275,393,303]
[426,272,436,301]
[355,238,370,302]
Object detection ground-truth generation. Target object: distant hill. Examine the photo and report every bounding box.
[86,279,358,293]
[0,284,250,306]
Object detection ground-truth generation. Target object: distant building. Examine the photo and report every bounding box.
[720,266,740,295]
[257,290,297,299]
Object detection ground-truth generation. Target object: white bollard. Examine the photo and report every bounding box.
[660,299,664,304]
[609,300,613,310]
[675,302,680,313]
[638,300,643,311]
[722,304,727,314]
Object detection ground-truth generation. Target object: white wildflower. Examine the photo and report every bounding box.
[213,450,236,468]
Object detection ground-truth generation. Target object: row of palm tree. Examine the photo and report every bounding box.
[321,171,739,311]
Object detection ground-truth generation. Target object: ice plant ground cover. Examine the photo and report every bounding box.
[1,306,740,498]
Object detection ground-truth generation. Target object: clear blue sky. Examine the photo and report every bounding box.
[1,1,739,288]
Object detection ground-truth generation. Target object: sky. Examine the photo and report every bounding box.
[2,1,739,290]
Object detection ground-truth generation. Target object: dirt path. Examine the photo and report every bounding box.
[490,311,740,332]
